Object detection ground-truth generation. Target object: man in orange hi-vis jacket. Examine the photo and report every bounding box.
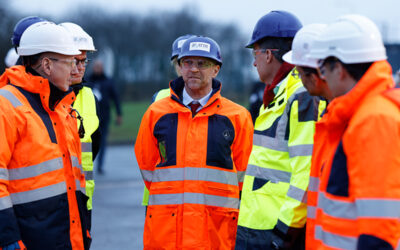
[306,14,400,249]
[0,21,90,250]
[135,36,253,249]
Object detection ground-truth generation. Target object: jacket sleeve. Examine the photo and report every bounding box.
[275,93,323,237]
[346,109,400,249]
[134,108,160,190]
[232,109,253,190]
[0,97,22,246]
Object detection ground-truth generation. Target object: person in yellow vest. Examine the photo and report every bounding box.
[60,22,100,231]
[142,34,196,208]
[236,11,327,249]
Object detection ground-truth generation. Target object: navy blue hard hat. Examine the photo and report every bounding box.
[171,34,196,61]
[12,16,47,47]
[178,36,222,65]
[246,10,302,48]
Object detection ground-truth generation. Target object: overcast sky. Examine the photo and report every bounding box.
[9,0,400,43]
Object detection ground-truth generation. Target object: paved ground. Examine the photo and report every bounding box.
[90,145,145,249]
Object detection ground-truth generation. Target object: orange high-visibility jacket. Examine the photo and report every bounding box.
[306,61,400,249]
[135,77,254,249]
[0,66,90,250]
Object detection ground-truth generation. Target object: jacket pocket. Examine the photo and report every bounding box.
[144,205,178,250]
[252,178,289,198]
[206,207,238,250]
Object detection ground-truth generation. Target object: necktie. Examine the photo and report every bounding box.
[189,101,201,116]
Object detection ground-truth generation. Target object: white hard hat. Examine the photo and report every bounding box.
[17,21,81,56]
[308,14,386,64]
[59,22,96,51]
[283,23,327,68]
[5,48,19,67]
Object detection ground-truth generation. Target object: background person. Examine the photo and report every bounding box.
[282,23,333,249]
[60,21,101,231]
[87,59,122,174]
[282,23,333,101]
[135,36,253,249]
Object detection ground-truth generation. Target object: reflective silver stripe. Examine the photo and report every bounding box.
[152,167,238,186]
[315,225,356,249]
[319,192,400,219]
[357,199,400,218]
[307,205,316,219]
[0,196,12,210]
[0,168,9,181]
[149,192,239,209]
[11,181,67,205]
[8,158,63,180]
[81,142,92,153]
[288,144,313,157]
[84,171,93,181]
[71,156,83,173]
[76,179,86,195]
[308,176,319,192]
[246,164,291,183]
[0,89,22,107]
[140,169,153,182]
[287,185,307,203]
[237,171,246,183]
[253,134,288,152]
[318,192,355,219]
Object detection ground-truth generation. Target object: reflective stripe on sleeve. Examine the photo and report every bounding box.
[307,205,316,219]
[81,142,92,153]
[149,192,239,209]
[246,164,291,183]
[287,185,307,203]
[71,156,83,172]
[0,168,9,181]
[237,171,246,183]
[0,195,12,210]
[315,225,356,249]
[253,134,288,152]
[319,192,400,219]
[75,179,86,195]
[0,89,22,108]
[10,181,67,205]
[140,169,153,183]
[152,167,239,186]
[288,144,313,157]
[8,158,63,180]
[308,177,319,192]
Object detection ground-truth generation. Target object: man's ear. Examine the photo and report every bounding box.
[265,49,274,64]
[212,65,220,77]
[41,57,52,76]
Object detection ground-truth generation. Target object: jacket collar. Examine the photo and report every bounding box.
[326,60,394,126]
[0,65,75,110]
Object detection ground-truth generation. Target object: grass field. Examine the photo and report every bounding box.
[108,101,150,144]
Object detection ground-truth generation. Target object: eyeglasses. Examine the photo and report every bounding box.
[75,58,91,67]
[181,59,215,70]
[252,48,279,59]
[48,58,77,68]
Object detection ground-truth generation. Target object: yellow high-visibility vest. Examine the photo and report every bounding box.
[73,86,99,210]
[238,69,326,242]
